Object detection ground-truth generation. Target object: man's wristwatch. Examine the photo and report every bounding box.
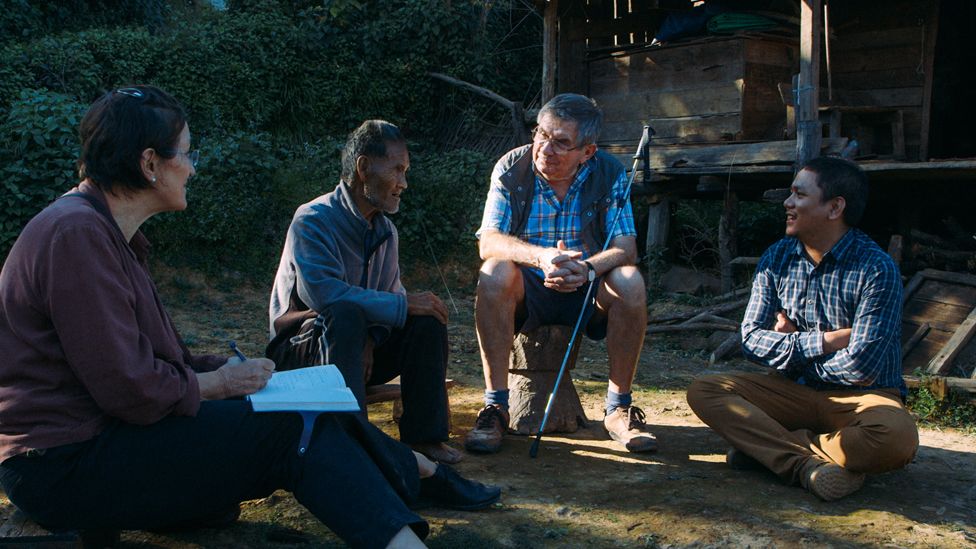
[584,260,596,282]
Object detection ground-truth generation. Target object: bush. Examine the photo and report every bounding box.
[0,89,85,254]
[0,0,543,276]
[152,9,312,136]
[395,148,494,263]
[145,132,286,271]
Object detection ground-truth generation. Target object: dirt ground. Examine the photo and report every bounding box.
[6,266,975,548]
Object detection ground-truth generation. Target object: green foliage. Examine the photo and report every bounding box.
[739,201,784,255]
[395,148,494,263]
[0,26,156,112]
[907,382,976,432]
[0,0,542,274]
[152,9,313,136]
[146,132,286,270]
[0,89,85,252]
[0,0,169,44]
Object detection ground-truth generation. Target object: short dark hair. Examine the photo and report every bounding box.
[800,156,869,226]
[78,85,187,194]
[340,120,406,183]
[537,93,603,146]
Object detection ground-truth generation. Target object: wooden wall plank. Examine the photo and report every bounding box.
[834,27,924,50]
[602,114,743,143]
[831,46,924,74]
[598,85,743,120]
[836,68,924,91]
[903,300,971,327]
[913,281,976,308]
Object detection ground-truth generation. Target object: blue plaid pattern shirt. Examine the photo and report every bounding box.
[741,229,905,392]
[476,162,636,266]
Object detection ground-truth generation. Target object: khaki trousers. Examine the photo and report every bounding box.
[687,372,918,484]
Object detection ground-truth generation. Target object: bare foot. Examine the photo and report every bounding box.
[410,441,463,464]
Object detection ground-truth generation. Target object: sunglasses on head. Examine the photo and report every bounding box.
[114,88,145,98]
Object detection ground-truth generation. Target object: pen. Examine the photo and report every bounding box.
[229,340,248,362]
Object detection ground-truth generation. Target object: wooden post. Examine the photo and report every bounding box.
[918,0,940,161]
[511,101,530,145]
[796,0,822,169]
[887,234,904,265]
[645,197,670,257]
[719,191,739,294]
[542,0,559,103]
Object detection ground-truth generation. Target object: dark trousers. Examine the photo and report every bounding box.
[0,401,427,549]
[271,301,451,445]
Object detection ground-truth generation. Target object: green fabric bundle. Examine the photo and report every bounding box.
[706,12,779,34]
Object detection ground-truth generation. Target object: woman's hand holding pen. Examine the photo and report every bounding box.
[197,343,276,400]
[214,359,274,398]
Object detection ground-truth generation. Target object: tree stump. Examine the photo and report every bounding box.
[508,325,587,435]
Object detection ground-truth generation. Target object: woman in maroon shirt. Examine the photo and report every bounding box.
[0,86,498,549]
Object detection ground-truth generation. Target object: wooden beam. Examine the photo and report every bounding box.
[902,270,926,305]
[647,322,739,334]
[709,332,742,365]
[648,298,750,325]
[649,138,848,169]
[796,0,823,168]
[542,0,558,103]
[903,375,976,395]
[918,0,940,160]
[927,306,976,376]
[901,322,930,360]
[913,269,976,288]
[718,191,739,294]
[429,72,532,141]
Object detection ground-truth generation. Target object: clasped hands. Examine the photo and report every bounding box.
[774,311,852,354]
[537,240,589,293]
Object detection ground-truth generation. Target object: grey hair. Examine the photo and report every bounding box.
[537,93,603,146]
[340,120,405,183]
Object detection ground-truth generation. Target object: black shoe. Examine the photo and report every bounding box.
[417,464,501,511]
[726,447,764,471]
[150,504,241,532]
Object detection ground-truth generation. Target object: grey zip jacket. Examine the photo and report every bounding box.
[269,181,406,339]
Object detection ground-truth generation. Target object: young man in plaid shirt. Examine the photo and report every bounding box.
[687,157,918,501]
[465,94,656,454]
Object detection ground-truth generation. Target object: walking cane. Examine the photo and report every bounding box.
[529,125,653,458]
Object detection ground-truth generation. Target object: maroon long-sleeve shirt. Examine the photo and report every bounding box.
[0,183,223,462]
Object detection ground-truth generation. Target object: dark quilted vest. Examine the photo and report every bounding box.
[495,144,623,254]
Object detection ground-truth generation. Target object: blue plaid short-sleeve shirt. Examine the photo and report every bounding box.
[476,160,636,262]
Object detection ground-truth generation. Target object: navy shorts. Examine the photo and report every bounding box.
[515,267,608,340]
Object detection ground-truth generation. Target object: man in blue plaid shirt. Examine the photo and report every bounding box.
[464,94,656,454]
[688,157,918,501]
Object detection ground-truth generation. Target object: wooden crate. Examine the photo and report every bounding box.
[589,35,798,147]
[901,269,976,377]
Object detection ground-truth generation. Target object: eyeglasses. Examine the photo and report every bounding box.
[163,149,200,168]
[531,127,585,155]
[115,87,145,98]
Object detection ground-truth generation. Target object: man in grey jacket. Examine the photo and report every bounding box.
[267,120,460,464]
